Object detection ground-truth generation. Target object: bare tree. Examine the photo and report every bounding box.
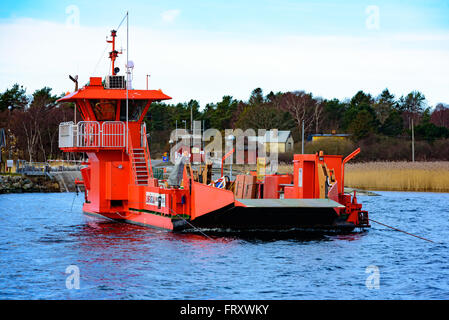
[431,103,449,129]
[6,88,73,162]
[280,91,317,136]
[10,109,39,162]
[313,98,324,134]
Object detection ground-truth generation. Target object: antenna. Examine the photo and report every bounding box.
[126,11,129,152]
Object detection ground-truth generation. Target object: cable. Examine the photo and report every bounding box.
[167,207,213,240]
[116,12,128,32]
[369,218,436,244]
[115,211,133,219]
[92,12,128,75]
[92,42,109,75]
[70,186,78,212]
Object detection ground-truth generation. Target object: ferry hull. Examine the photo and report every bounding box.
[184,206,355,234]
[84,203,355,234]
[83,210,187,231]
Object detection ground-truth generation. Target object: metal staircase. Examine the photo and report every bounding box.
[130,148,149,186]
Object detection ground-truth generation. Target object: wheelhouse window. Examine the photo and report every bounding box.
[90,99,117,121]
[120,100,148,121]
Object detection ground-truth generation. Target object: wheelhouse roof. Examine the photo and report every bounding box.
[57,82,171,102]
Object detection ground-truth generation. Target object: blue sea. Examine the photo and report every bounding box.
[0,191,448,299]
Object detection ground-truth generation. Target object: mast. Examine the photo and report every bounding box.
[105,13,129,151]
[107,30,122,75]
[126,11,129,151]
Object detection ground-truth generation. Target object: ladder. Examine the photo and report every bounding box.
[130,148,149,186]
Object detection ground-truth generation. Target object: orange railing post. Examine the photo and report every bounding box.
[340,148,361,194]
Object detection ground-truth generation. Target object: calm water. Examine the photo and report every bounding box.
[0,191,448,300]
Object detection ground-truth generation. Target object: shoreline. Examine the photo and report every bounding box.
[0,171,82,194]
[3,161,449,194]
[0,174,60,194]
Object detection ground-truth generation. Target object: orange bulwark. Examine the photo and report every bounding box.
[58,28,369,234]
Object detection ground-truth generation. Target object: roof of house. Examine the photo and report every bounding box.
[263,130,292,143]
[247,130,292,143]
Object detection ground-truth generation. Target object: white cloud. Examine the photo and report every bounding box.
[161,9,180,23]
[0,18,448,107]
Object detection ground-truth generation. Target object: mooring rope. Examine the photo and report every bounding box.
[70,186,79,213]
[369,218,435,244]
[167,207,213,240]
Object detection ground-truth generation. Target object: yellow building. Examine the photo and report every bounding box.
[309,133,351,143]
[262,130,294,153]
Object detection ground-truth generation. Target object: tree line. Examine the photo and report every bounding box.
[147,87,449,160]
[0,84,74,162]
[1,83,449,162]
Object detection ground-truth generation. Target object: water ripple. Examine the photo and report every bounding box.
[0,191,449,299]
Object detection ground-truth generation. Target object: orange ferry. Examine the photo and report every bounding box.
[58,29,369,234]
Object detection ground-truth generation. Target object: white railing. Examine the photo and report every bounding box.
[141,122,147,148]
[102,121,125,147]
[77,121,100,147]
[59,121,125,148]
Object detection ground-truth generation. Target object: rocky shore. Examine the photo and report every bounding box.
[0,174,61,194]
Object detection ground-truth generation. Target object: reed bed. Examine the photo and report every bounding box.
[345,161,449,192]
[229,161,449,192]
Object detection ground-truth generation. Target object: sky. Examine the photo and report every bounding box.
[1,0,449,107]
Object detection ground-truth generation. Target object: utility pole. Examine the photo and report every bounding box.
[146,74,150,90]
[411,118,415,162]
[202,120,205,153]
[301,120,305,154]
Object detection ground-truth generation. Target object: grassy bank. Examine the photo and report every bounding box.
[345,161,449,192]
